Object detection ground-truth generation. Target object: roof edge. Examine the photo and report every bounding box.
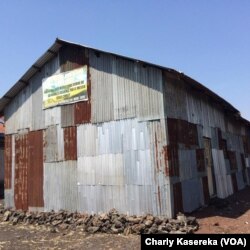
[0,38,249,126]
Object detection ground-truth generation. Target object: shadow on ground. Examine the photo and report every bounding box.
[191,186,250,220]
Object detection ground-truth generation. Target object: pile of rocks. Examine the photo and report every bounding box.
[0,206,198,234]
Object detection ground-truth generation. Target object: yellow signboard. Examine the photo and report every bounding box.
[42,66,88,109]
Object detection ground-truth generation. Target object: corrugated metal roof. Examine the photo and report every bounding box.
[0,38,248,126]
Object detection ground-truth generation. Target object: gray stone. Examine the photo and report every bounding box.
[87,226,99,233]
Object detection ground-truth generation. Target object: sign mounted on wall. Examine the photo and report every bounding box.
[42,66,88,109]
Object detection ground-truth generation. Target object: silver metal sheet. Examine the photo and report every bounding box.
[181,178,203,213]
[77,184,157,216]
[178,149,197,181]
[44,161,77,212]
[90,51,164,123]
[4,85,32,134]
[44,125,64,162]
[212,149,233,198]
[4,189,14,208]
[30,68,46,131]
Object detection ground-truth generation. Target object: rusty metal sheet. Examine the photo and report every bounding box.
[4,135,12,189]
[64,126,77,160]
[196,148,205,172]
[14,133,28,210]
[166,145,179,176]
[28,130,44,208]
[167,118,198,146]
[173,182,183,216]
[167,118,178,145]
[74,101,91,124]
[202,176,210,204]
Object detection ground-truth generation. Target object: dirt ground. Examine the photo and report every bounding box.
[0,187,249,249]
[193,186,250,234]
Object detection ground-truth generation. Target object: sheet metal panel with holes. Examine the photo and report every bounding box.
[44,161,77,212]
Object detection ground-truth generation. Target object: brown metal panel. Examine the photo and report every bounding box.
[167,118,178,145]
[202,176,210,204]
[4,135,12,189]
[64,126,77,160]
[228,150,237,170]
[166,145,179,176]
[178,119,189,146]
[59,44,88,72]
[188,122,198,146]
[167,118,198,146]
[74,101,91,124]
[173,182,183,216]
[196,148,205,172]
[28,130,44,207]
[14,133,28,210]
[231,173,238,193]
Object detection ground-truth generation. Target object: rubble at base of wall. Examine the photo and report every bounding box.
[0,206,198,235]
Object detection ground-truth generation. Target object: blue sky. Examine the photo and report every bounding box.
[1,0,249,119]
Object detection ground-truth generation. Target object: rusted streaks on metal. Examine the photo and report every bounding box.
[28,130,44,207]
[163,145,169,176]
[154,132,159,171]
[166,145,179,177]
[64,126,77,160]
[14,133,28,210]
[157,185,162,214]
[4,135,12,189]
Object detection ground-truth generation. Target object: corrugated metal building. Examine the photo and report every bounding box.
[0,39,249,217]
[0,117,4,198]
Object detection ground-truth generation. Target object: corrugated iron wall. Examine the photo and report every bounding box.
[90,51,164,123]
[3,43,250,218]
[164,73,249,215]
[3,44,171,216]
